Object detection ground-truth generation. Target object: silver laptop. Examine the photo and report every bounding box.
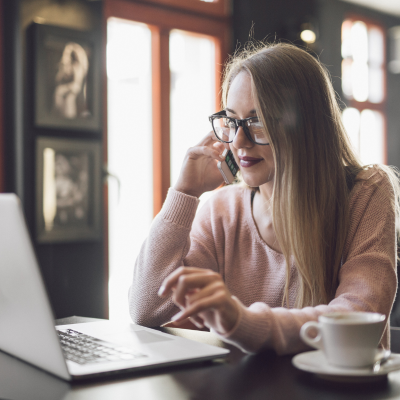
[0,194,229,381]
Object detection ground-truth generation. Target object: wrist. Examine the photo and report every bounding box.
[217,296,241,335]
[173,185,202,198]
[219,296,243,336]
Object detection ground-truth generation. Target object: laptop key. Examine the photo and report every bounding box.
[57,329,148,365]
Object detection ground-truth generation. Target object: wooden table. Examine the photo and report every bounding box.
[1,316,400,400]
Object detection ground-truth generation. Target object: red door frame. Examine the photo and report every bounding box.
[102,0,231,317]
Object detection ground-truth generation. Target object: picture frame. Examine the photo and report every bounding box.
[36,137,102,243]
[32,23,102,131]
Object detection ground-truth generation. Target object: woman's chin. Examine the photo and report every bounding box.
[241,172,274,188]
[241,175,264,188]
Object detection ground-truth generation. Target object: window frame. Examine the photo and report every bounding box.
[103,0,230,319]
[342,14,387,164]
[104,0,230,215]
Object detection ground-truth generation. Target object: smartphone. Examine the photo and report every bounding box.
[217,149,239,184]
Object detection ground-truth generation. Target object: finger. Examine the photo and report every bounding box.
[177,289,206,328]
[158,266,210,297]
[169,315,203,329]
[189,316,205,329]
[186,145,225,162]
[209,134,230,151]
[166,316,204,329]
[212,141,226,154]
[185,280,226,306]
[173,272,221,308]
[171,290,227,323]
[196,130,218,146]
[212,136,231,152]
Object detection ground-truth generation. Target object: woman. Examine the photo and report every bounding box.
[129,43,399,355]
[54,42,89,119]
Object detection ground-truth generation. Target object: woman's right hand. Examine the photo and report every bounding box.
[173,131,228,198]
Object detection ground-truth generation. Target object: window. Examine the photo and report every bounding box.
[105,0,230,320]
[341,17,386,165]
[169,30,216,189]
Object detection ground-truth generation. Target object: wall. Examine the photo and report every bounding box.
[2,0,106,319]
[232,0,316,48]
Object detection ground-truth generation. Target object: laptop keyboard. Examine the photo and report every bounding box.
[57,329,147,365]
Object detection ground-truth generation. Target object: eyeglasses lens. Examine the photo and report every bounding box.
[213,117,234,143]
[248,120,269,144]
[212,116,269,145]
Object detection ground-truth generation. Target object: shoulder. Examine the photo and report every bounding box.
[349,165,396,216]
[343,165,397,263]
[351,165,395,200]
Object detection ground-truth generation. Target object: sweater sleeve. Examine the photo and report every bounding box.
[216,169,398,355]
[129,188,220,327]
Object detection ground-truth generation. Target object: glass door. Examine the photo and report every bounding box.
[169,30,216,208]
[105,3,229,320]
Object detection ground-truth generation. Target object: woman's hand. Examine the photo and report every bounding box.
[158,267,239,335]
[173,131,228,198]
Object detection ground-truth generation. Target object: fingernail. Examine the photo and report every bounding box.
[191,320,204,329]
[219,154,225,160]
[157,285,165,297]
[171,311,184,322]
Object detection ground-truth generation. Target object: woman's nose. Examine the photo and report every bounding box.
[231,126,254,149]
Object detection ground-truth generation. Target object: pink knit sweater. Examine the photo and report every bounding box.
[129,166,397,354]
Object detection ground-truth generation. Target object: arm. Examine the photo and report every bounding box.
[129,189,228,326]
[129,131,227,327]
[219,170,397,354]
[129,189,196,326]
[129,189,224,327]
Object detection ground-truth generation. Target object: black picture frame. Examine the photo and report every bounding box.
[33,23,101,131]
[36,137,102,243]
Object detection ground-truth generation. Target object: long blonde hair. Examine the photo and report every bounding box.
[222,43,400,308]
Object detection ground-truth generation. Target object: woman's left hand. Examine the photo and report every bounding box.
[158,267,239,334]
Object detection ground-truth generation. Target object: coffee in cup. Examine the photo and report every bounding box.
[300,312,386,368]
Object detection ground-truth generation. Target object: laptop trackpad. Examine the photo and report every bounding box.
[133,330,173,344]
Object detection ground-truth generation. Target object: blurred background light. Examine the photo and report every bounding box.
[342,107,360,151]
[300,29,316,43]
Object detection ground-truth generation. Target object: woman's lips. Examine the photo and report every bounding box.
[238,156,263,168]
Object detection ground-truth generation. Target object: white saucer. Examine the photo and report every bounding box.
[292,350,400,382]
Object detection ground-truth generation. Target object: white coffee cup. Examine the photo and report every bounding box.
[300,312,386,368]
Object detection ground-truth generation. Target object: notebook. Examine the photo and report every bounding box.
[0,194,229,381]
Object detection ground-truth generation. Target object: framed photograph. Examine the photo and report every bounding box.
[36,137,102,243]
[33,23,101,131]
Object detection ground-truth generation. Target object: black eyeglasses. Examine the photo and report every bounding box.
[209,110,270,145]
